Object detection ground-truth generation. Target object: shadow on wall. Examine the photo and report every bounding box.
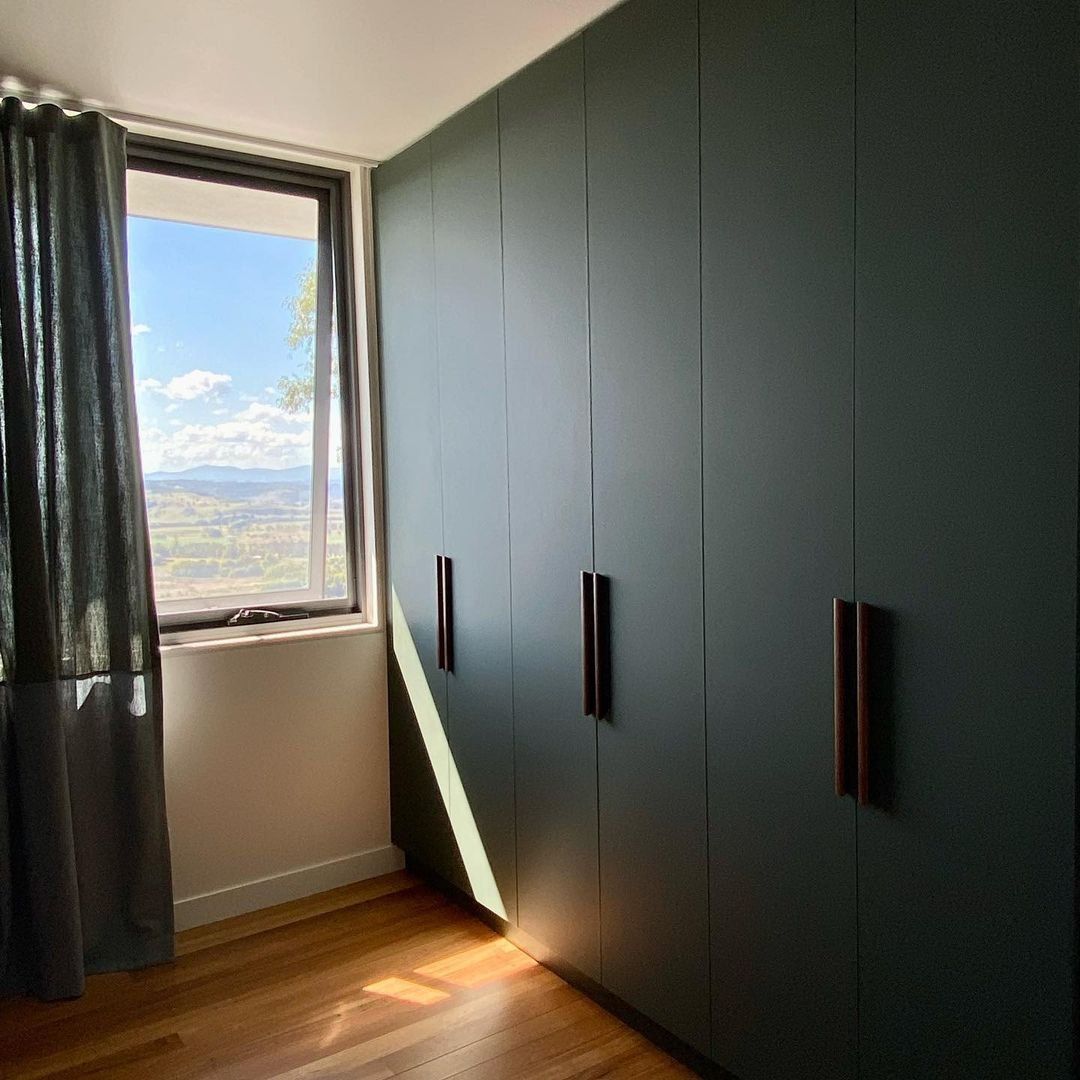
[388,588,505,918]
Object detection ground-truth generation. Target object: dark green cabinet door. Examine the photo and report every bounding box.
[374,141,455,879]
[500,40,600,979]
[700,1,857,1076]
[854,3,1077,1076]
[431,95,517,923]
[585,0,709,1052]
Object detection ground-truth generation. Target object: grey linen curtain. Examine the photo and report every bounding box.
[0,98,173,1000]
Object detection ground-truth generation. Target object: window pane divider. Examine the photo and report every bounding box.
[308,193,335,598]
[157,586,325,615]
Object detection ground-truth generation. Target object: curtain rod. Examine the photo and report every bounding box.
[1,86,379,169]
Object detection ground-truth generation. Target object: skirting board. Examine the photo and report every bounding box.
[173,845,405,932]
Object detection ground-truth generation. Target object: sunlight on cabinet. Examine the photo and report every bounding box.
[390,586,507,918]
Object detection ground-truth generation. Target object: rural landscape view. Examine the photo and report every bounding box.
[127,186,349,608]
[143,466,348,603]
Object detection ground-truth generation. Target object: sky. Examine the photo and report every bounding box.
[127,215,324,474]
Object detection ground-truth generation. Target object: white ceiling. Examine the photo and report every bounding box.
[0,0,621,162]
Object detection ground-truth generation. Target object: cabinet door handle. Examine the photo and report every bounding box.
[856,601,870,806]
[833,598,847,797]
[592,573,611,720]
[581,571,596,717]
[436,555,446,671]
[440,555,454,674]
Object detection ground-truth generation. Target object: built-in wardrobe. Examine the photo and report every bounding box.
[374,1,1078,1077]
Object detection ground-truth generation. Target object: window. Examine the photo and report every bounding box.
[126,138,363,630]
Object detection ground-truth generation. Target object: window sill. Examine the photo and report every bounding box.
[159,612,382,655]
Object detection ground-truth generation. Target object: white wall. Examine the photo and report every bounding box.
[161,628,400,930]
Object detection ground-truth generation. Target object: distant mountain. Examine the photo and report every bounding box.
[146,464,343,485]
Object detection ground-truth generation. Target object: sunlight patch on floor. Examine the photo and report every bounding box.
[363,977,451,1006]
[361,939,534,1010]
[415,938,536,988]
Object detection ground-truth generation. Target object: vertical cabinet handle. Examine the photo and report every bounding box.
[436,555,446,671]
[440,555,454,674]
[833,598,847,797]
[592,573,611,720]
[581,572,596,717]
[856,601,870,806]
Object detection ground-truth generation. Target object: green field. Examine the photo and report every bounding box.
[144,478,347,603]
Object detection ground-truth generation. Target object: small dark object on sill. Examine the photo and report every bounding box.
[226,608,311,627]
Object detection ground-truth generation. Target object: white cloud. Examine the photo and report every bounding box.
[161,369,232,400]
[137,426,167,473]
[137,392,317,473]
[136,368,232,402]
[233,401,312,425]
[141,416,310,473]
[131,322,152,337]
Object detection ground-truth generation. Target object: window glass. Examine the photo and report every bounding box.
[126,165,352,620]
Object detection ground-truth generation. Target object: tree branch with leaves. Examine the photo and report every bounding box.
[275,262,328,413]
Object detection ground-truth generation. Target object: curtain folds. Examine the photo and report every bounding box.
[0,97,173,1000]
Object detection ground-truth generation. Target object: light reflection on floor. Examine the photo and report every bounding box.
[362,938,538,1007]
[362,976,452,1006]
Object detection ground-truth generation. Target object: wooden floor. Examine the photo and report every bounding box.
[0,871,695,1078]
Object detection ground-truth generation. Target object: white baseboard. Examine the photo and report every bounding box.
[173,845,405,932]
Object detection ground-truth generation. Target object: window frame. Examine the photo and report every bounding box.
[126,135,366,632]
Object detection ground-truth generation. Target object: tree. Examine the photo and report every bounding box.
[276,263,318,413]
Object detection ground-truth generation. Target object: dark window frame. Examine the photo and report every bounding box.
[126,135,365,632]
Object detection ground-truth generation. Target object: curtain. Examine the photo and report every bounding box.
[0,98,173,1000]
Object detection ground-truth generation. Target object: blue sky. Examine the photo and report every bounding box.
[127,217,318,473]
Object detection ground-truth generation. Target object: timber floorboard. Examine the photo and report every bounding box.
[0,871,694,1079]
